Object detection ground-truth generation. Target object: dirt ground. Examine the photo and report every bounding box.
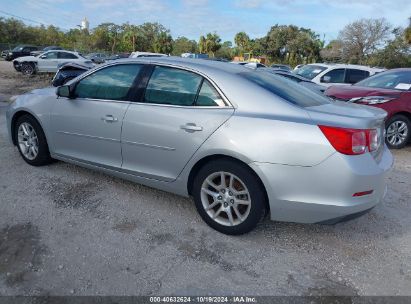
[0,60,411,296]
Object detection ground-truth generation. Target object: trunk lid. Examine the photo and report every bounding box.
[306,101,387,162]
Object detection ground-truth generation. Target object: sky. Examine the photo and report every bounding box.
[0,0,410,43]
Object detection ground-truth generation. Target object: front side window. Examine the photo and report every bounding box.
[58,52,78,59]
[144,66,202,106]
[75,64,142,101]
[196,80,225,106]
[345,69,369,84]
[42,52,58,59]
[322,68,345,83]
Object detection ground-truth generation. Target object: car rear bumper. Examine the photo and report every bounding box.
[250,146,393,224]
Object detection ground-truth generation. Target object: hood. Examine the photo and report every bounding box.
[326,85,402,100]
[28,87,56,96]
[13,55,38,62]
[306,100,387,129]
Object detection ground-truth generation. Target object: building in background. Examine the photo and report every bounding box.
[81,17,89,31]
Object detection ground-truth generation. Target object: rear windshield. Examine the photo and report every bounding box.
[240,71,330,108]
[295,65,327,80]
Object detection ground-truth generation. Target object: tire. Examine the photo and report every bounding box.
[14,115,53,166]
[192,159,267,235]
[385,115,410,149]
[21,62,35,76]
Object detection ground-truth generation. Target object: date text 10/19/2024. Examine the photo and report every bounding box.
[149,297,257,303]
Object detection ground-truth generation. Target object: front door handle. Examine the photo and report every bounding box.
[101,115,118,123]
[181,123,203,132]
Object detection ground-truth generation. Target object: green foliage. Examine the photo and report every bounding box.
[264,25,323,65]
[0,16,410,67]
[154,32,173,54]
[234,32,250,55]
[367,28,411,68]
[172,37,197,55]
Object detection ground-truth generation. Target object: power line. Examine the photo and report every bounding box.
[0,9,45,25]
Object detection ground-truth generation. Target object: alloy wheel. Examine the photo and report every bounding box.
[200,171,251,227]
[17,122,39,160]
[387,120,408,147]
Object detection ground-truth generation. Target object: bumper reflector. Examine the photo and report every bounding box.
[353,190,374,197]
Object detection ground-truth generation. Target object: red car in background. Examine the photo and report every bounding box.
[326,69,411,149]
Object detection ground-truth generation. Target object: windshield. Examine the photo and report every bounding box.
[240,71,330,108]
[355,70,411,91]
[12,46,24,51]
[295,65,327,80]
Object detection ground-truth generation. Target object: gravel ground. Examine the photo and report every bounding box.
[0,60,411,296]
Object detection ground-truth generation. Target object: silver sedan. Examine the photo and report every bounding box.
[6,58,393,235]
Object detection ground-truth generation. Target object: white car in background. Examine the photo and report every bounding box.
[13,50,94,75]
[295,63,385,87]
[129,51,168,58]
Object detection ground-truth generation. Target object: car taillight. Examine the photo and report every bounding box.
[367,129,378,152]
[319,125,379,155]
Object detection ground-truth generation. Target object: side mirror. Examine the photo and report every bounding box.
[56,85,73,98]
[322,75,331,83]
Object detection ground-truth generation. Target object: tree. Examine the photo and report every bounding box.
[153,31,173,54]
[320,40,344,62]
[215,41,233,59]
[172,37,197,55]
[204,33,221,57]
[234,32,250,55]
[338,18,391,64]
[405,17,411,44]
[368,28,411,68]
[198,35,206,54]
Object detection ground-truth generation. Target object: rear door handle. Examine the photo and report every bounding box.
[181,123,203,132]
[101,115,118,123]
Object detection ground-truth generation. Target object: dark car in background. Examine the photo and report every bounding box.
[105,53,130,61]
[52,62,91,87]
[326,69,411,149]
[264,69,326,95]
[271,64,292,71]
[86,53,107,64]
[5,45,39,61]
[1,49,10,58]
[30,46,63,56]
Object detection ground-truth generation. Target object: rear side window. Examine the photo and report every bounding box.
[240,71,330,108]
[59,52,78,59]
[345,69,370,84]
[75,64,142,101]
[196,80,224,106]
[322,68,345,83]
[144,66,202,106]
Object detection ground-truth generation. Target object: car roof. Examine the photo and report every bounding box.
[306,63,384,71]
[43,50,78,54]
[120,57,251,74]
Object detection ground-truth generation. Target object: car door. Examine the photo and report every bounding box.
[37,51,59,72]
[319,68,346,87]
[50,63,144,168]
[121,65,234,182]
[345,69,370,84]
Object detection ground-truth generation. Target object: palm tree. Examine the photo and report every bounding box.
[234,32,250,55]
